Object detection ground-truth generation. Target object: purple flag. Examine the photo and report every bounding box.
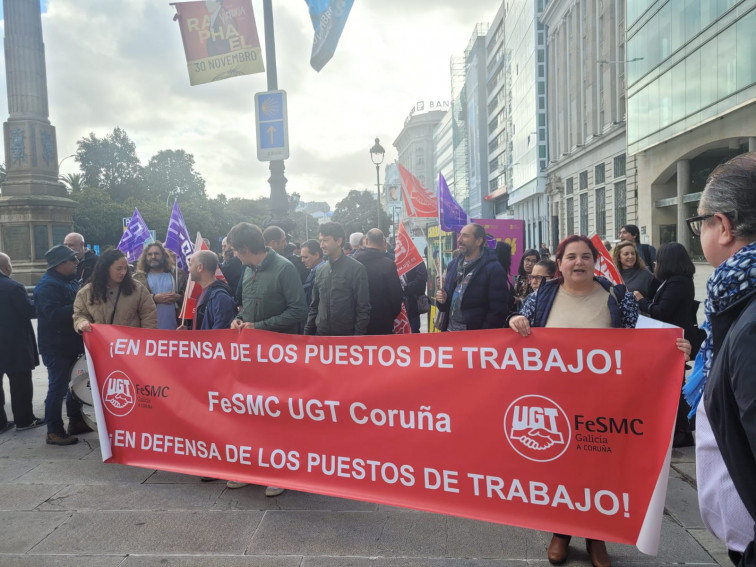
[164,201,193,272]
[117,208,151,263]
[438,173,469,233]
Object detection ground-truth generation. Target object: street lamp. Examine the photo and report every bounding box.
[58,153,75,170]
[369,137,385,230]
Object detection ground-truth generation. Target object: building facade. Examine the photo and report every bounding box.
[542,0,636,250]
[499,0,550,249]
[627,0,756,256]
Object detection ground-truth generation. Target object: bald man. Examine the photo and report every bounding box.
[64,232,98,283]
[0,253,43,433]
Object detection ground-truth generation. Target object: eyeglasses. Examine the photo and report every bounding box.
[528,275,552,283]
[686,214,716,237]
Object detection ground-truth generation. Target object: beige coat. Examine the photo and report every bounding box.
[73,280,157,330]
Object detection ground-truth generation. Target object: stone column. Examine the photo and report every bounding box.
[0,0,77,285]
[749,137,756,152]
[677,159,690,250]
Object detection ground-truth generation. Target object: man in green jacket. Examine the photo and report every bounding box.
[304,221,370,336]
[224,222,308,496]
[227,222,308,334]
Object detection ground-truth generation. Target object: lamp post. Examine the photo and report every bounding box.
[369,137,385,230]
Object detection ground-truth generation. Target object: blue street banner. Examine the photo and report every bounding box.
[438,173,469,233]
[306,0,355,72]
[164,201,194,272]
[117,209,151,263]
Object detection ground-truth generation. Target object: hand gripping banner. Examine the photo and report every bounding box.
[84,326,683,554]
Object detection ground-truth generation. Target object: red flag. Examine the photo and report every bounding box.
[178,232,226,321]
[394,221,424,277]
[393,304,411,334]
[590,233,623,285]
[397,162,437,218]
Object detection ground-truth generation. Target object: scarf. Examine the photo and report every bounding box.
[683,240,756,416]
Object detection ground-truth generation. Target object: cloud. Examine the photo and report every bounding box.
[0,0,497,208]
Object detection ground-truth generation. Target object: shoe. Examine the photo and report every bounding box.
[547,534,571,565]
[265,486,285,497]
[586,539,611,567]
[67,419,93,435]
[226,480,248,489]
[16,418,45,431]
[46,432,78,446]
[200,477,218,482]
[0,421,15,434]
[673,430,694,448]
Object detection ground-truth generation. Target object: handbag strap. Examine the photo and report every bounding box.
[109,286,122,325]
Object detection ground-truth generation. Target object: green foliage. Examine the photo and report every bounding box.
[60,173,85,194]
[332,189,390,235]
[144,149,207,202]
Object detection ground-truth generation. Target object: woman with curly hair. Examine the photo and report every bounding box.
[74,248,157,333]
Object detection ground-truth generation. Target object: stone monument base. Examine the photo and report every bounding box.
[0,194,77,286]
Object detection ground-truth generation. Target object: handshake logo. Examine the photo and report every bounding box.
[102,371,136,417]
[504,395,571,462]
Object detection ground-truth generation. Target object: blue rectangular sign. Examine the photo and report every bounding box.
[255,90,289,161]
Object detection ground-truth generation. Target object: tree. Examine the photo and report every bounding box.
[76,127,145,202]
[144,149,207,203]
[60,173,85,194]
[332,189,390,235]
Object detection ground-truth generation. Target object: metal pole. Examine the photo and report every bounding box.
[376,164,381,230]
[262,0,288,221]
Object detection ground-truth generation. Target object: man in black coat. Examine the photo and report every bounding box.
[353,229,404,335]
[64,232,98,284]
[0,253,43,433]
[403,261,428,334]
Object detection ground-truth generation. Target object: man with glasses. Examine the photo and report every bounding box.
[33,245,89,445]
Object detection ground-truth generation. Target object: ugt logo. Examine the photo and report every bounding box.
[102,371,136,417]
[504,395,571,462]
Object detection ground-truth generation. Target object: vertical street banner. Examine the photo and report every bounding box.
[117,208,151,263]
[173,0,264,86]
[85,326,683,554]
[590,233,623,285]
[306,0,355,72]
[397,162,438,218]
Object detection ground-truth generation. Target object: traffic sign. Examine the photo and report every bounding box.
[255,90,289,161]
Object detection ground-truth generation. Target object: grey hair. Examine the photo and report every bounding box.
[349,232,364,248]
[700,152,756,240]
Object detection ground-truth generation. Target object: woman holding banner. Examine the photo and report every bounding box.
[509,234,690,567]
[74,249,157,333]
[685,152,756,565]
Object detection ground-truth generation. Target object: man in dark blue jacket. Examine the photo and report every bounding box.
[34,245,88,445]
[187,250,236,330]
[0,253,43,433]
[435,223,509,330]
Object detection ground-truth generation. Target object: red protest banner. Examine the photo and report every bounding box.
[397,162,437,217]
[590,233,623,285]
[84,326,682,553]
[394,221,424,277]
[173,0,264,86]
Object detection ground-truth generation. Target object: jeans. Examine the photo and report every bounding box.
[42,354,82,435]
[0,371,35,428]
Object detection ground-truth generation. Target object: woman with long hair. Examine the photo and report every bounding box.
[74,248,157,333]
[513,248,539,305]
[611,240,656,297]
[509,235,690,567]
[634,242,699,447]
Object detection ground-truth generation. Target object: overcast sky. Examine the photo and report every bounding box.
[0,1,496,207]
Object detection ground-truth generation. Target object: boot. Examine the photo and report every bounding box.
[547,533,571,565]
[67,417,93,435]
[586,538,611,567]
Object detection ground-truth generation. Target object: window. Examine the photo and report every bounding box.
[567,198,575,235]
[615,181,627,230]
[595,163,605,184]
[614,154,626,177]
[566,177,573,195]
[580,193,589,235]
[579,171,588,190]
[595,187,606,239]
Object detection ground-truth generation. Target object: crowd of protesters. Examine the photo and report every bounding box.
[2,151,755,566]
